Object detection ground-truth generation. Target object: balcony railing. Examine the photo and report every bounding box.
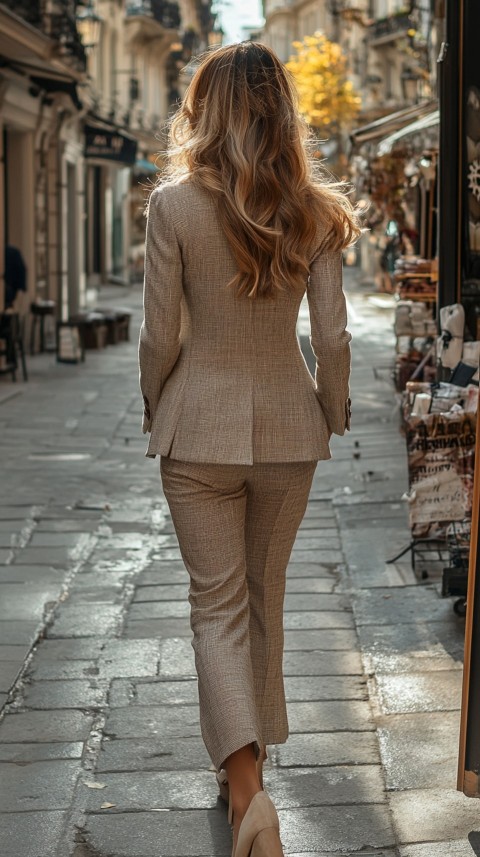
[368,12,412,43]
[1,0,86,67]
[126,0,180,29]
[1,0,42,27]
[48,2,86,67]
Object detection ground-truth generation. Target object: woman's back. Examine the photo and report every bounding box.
[140,178,350,464]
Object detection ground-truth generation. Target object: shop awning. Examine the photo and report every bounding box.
[0,57,83,109]
[350,101,438,147]
[377,109,440,156]
[134,159,159,174]
[30,74,82,110]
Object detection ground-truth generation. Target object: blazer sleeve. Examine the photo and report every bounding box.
[307,247,352,436]
[138,187,183,434]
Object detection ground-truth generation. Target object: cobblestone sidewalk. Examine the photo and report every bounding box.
[0,275,478,857]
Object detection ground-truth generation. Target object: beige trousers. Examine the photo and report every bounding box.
[160,457,316,771]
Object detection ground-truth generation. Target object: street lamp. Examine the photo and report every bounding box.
[76,0,102,51]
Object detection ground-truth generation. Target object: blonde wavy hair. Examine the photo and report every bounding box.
[159,41,361,299]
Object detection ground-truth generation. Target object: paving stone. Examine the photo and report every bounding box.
[13,546,72,565]
[389,788,480,843]
[277,806,396,852]
[290,550,343,564]
[0,742,83,762]
[0,506,34,520]
[285,676,367,701]
[0,710,93,743]
[96,532,152,550]
[82,809,229,856]
[293,537,342,550]
[0,644,31,662]
[284,611,354,630]
[377,711,460,790]
[264,765,386,807]
[0,810,66,857]
[375,670,462,714]
[0,584,60,621]
[21,679,106,709]
[398,841,478,857]
[159,637,196,676]
[102,638,161,663]
[67,585,125,604]
[0,662,22,692]
[285,577,337,594]
[295,528,339,540]
[133,584,189,602]
[288,700,374,732]
[36,519,99,532]
[276,732,381,767]
[0,564,66,583]
[358,621,464,674]
[47,604,123,637]
[283,593,348,611]
[303,504,335,519]
[110,678,198,707]
[152,547,182,561]
[128,601,191,620]
[0,620,39,646]
[124,618,192,639]
[137,564,189,586]
[32,638,107,661]
[286,563,339,578]
[104,705,200,739]
[85,770,218,811]
[0,520,26,532]
[353,587,453,626]
[283,650,363,676]
[0,759,81,810]
[97,736,210,772]
[283,630,358,651]
[29,532,88,547]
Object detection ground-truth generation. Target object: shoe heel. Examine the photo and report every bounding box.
[251,828,284,857]
[216,769,229,805]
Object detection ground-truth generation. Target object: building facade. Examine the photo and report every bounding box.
[0,0,213,324]
[262,1,435,119]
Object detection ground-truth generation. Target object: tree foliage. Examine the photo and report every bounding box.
[286,32,361,134]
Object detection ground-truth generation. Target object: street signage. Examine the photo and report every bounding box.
[85,124,137,165]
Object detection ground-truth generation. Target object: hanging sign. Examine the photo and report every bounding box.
[405,412,476,537]
[85,125,137,165]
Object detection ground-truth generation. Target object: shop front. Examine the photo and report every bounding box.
[352,0,480,796]
[84,122,138,293]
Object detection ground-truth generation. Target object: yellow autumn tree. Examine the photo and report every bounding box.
[286,32,361,135]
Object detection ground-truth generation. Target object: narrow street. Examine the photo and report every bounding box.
[0,272,477,857]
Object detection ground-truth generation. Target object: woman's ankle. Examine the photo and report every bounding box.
[224,742,262,827]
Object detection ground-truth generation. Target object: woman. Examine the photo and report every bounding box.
[139,41,360,857]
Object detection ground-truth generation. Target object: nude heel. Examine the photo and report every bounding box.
[234,791,283,857]
[251,827,284,857]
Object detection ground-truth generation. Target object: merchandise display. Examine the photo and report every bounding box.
[402,382,477,541]
[394,256,438,304]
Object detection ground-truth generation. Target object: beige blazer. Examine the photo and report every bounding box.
[139,180,351,464]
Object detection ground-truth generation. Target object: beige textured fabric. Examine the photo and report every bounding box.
[160,456,316,770]
[139,179,351,464]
